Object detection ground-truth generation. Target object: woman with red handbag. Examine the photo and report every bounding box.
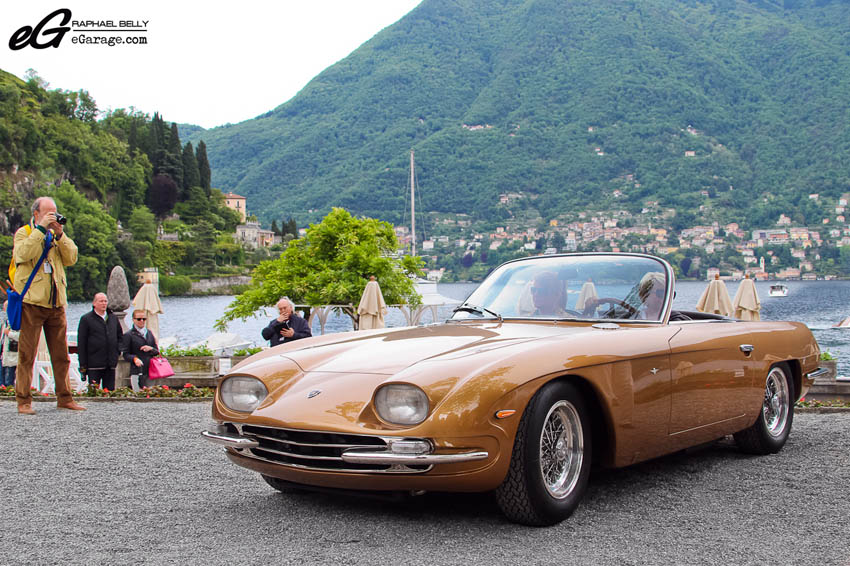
[120,309,159,389]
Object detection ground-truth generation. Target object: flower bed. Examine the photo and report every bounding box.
[0,383,215,398]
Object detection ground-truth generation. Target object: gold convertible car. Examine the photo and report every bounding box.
[203,253,825,526]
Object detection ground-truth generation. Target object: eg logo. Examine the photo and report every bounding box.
[9,8,72,50]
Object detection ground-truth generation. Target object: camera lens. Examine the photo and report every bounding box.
[55,213,67,225]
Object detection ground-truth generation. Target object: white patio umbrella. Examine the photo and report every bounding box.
[732,276,761,321]
[132,283,164,339]
[696,276,734,317]
[575,279,598,311]
[357,277,387,330]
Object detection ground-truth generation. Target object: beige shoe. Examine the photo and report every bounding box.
[18,404,36,415]
[57,401,87,411]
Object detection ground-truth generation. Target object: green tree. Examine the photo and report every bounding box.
[193,219,217,275]
[127,205,157,244]
[162,122,183,189]
[216,208,422,330]
[196,141,211,195]
[182,141,200,193]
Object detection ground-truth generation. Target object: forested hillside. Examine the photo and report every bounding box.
[192,0,850,229]
[0,70,243,300]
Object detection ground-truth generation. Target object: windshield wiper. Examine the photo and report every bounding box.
[453,304,503,322]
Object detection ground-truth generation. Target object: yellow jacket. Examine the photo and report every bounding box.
[12,223,78,308]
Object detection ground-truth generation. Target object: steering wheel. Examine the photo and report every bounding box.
[582,297,638,319]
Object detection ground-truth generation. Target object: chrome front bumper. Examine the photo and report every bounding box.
[339,448,488,465]
[201,429,259,448]
[805,367,831,381]
[201,427,488,466]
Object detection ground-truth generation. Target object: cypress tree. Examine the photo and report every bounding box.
[148,113,162,170]
[271,220,280,236]
[163,123,183,189]
[196,141,211,195]
[285,217,298,238]
[182,142,200,193]
[168,122,182,155]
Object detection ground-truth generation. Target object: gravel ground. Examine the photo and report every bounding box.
[1,401,848,566]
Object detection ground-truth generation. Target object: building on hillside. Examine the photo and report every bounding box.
[235,221,280,249]
[223,192,247,222]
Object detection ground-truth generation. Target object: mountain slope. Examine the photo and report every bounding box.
[193,0,850,228]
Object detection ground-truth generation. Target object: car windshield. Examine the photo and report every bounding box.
[451,254,671,322]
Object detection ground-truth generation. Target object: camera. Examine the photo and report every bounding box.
[55,213,68,225]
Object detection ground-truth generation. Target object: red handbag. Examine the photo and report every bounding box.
[148,356,175,379]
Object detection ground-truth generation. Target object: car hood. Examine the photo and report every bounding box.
[242,322,596,376]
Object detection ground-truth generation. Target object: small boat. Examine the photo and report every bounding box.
[769,284,788,297]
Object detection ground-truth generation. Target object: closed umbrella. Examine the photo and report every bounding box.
[132,283,164,339]
[357,277,387,330]
[575,279,598,311]
[696,276,733,317]
[732,276,761,321]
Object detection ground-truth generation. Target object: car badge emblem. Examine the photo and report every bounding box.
[307,389,322,399]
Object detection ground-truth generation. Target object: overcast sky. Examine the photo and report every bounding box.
[2,1,422,129]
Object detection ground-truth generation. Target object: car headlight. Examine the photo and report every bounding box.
[220,376,268,413]
[374,384,429,426]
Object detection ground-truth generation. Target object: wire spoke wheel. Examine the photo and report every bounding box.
[734,363,794,455]
[762,366,790,437]
[538,400,584,499]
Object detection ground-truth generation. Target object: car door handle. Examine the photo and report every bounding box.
[739,344,754,354]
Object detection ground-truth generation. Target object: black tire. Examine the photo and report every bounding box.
[495,380,592,526]
[261,474,306,494]
[734,363,794,455]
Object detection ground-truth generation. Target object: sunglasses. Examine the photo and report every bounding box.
[135,317,147,321]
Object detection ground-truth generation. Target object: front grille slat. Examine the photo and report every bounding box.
[249,432,375,450]
[252,444,343,462]
[235,423,429,473]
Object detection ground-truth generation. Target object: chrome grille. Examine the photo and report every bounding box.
[232,423,430,473]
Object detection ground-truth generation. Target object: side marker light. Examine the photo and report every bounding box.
[495,410,516,419]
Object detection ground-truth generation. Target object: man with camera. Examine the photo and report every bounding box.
[261,297,311,346]
[11,196,85,414]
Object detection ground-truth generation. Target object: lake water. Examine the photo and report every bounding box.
[64,280,850,376]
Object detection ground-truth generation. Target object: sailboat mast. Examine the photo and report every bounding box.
[410,149,416,256]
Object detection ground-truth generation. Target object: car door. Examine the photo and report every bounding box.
[668,321,754,435]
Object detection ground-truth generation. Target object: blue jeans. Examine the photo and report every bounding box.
[2,366,15,388]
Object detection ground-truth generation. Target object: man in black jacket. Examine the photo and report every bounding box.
[121,309,159,389]
[77,293,123,391]
[261,297,312,346]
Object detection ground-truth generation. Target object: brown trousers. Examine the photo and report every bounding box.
[15,303,73,406]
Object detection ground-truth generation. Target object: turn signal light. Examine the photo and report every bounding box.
[495,410,516,419]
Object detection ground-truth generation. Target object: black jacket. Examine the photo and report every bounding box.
[77,309,123,370]
[121,326,160,375]
[261,313,312,346]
